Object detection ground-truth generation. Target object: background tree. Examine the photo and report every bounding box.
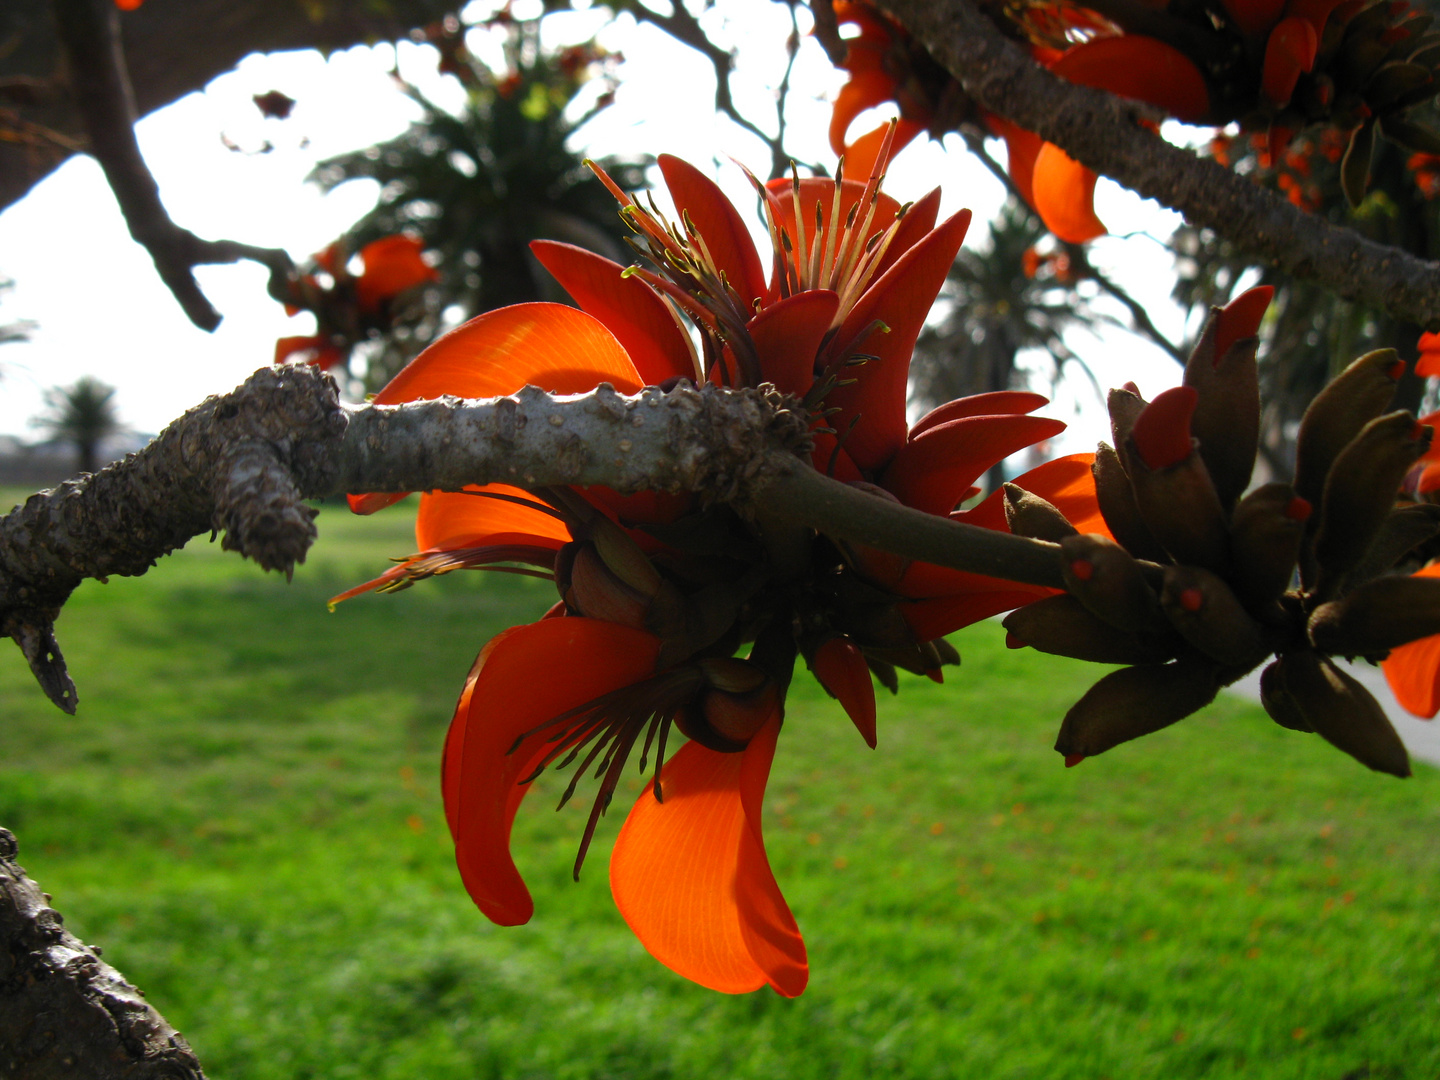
[32,376,122,474]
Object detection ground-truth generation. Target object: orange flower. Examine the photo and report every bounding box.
[275,234,438,370]
[1383,561,1440,716]
[343,138,1096,994]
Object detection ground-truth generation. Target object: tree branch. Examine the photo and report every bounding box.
[0,827,206,1079]
[50,0,296,330]
[0,365,1066,713]
[876,0,1440,330]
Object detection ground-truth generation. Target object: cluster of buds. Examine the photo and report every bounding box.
[1003,285,1440,777]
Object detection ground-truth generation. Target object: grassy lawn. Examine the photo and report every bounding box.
[2,486,1438,1079]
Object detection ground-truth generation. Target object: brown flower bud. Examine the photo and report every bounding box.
[1183,301,1263,512]
[1293,348,1405,510]
[1092,443,1168,563]
[1259,660,1313,732]
[1121,436,1232,575]
[567,545,652,628]
[1273,650,1410,777]
[1227,483,1309,607]
[1311,411,1431,597]
[1348,502,1440,585]
[1003,483,1077,541]
[1053,657,1222,759]
[677,658,779,752]
[1160,565,1271,668]
[1003,595,1178,665]
[1309,573,1440,655]
[1058,534,1168,634]
[1107,385,1147,449]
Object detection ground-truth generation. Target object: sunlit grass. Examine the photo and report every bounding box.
[1,494,1437,1079]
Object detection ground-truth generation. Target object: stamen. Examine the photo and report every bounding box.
[789,163,809,291]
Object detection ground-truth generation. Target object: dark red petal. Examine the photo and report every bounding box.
[747,290,840,397]
[909,391,1049,441]
[658,155,767,311]
[812,637,877,748]
[531,240,695,385]
[1214,285,1274,361]
[882,413,1067,516]
[1223,0,1285,35]
[1131,386,1198,470]
[824,208,974,470]
[1051,36,1210,123]
[1262,17,1318,106]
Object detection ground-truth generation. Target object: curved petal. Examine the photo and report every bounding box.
[830,72,901,158]
[901,580,1053,640]
[416,485,573,550]
[530,240,695,385]
[812,637,877,748]
[987,115,1042,211]
[841,117,926,184]
[1384,631,1440,718]
[882,413,1067,516]
[1033,143,1105,244]
[1051,36,1211,123]
[910,391,1049,441]
[747,290,840,396]
[356,235,436,311]
[824,207,974,470]
[872,186,942,281]
[658,155,768,311]
[1222,0,1285,35]
[452,619,662,926]
[1262,17,1318,107]
[373,302,644,406]
[611,711,806,996]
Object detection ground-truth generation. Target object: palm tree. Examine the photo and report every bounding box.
[34,377,123,474]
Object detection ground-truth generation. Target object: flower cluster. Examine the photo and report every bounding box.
[342,134,1101,994]
[828,0,1440,238]
[274,235,438,373]
[1004,285,1440,777]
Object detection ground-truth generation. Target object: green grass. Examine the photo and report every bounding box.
[2,488,1439,1079]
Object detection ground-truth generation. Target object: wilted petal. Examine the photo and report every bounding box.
[611,711,806,996]
[450,619,662,926]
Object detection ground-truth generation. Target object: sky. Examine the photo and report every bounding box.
[0,0,1192,456]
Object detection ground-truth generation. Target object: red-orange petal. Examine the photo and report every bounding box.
[901,581,1054,640]
[416,485,572,551]
[374,302,644,406]
[842,117,926,183]
[1000,452,1109,537]
[1032,143,1105,244]
[882,413,1067,516]
[530,240,695,385]
[1262,17,1318,106]
[1051,36,1211,123]
[1215,285,1274,360]
[1131,386,1198,469]
[658,155,767,311]
[824,208,974,470]
[1381,563,1440,717]
[830,73,902,158]
[611,710,806,995]
[909,391,1049,441]
[747,290,840,397]
[812,637,877,747]
[452,619,662,926]
[356,235,436,311]
[872,186,943,281]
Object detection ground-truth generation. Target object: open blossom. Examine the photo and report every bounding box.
[342,131,1100,994]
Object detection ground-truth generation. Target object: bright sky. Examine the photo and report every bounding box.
[0,0,1188,456]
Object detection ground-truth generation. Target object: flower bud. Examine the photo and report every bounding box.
[1311,411,1431,597]
[1003,483,1077,541]
[1123,395,1232,574]
[1107,386,1147,449]
[1092,443,1167,563]
[677,658,779,752]
[1183,289,1269,510]
[1053,657,1222,758]
[1273,650,1410,777]
[1293,348,1405,510]
[1259,660,1313,732]
[1058,534,1168,634]
[566,544,652,628]
[1160,565,1271,668]
[1347,502,1440,585]
[1003,595,1178,665]
[1308,573,1440,655]
[1227,483,1308,607]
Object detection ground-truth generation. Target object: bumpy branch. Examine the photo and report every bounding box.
[51,0,295,330]
[0,366,1067,713]
[0,828,206,1079]
[875,0,1440,329]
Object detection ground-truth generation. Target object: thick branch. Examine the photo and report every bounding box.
[50,0,295,330]
[0,827,206,1079]
[877,0,1440,329]
[0,366,1066,711]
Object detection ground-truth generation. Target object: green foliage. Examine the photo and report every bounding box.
[310,14,649,389]
[1,494,1438,1077]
